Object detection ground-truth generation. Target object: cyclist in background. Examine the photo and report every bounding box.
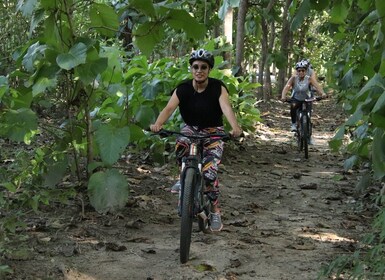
[281,61,326,144]
[301,58,319,96]
[150,49,242,232]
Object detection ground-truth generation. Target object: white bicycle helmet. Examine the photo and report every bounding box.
[295,61,308,70]
[189,49,214,68]
[301,59,310,68]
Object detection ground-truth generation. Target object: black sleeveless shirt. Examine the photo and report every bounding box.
[175,78,226,129]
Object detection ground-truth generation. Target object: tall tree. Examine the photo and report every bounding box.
[235,0,248,76]
[277,0,292,95]
[258,0,276,100]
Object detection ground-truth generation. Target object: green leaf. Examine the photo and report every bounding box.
[43,156,69,187]
[372,128,385,179]
[372,91,385,113]
[133,22,165,57]
[95,124,130,166]
[32,76,58,96]
[329,126,345,152]
[142,79,164,100]
[309,0,329,11]
[17,0,38,17]
[0,76,9,100]
[135,105,155,128]
[76,57,108,85]
[128,0,156,17]
[90,3,119,38]
[290,0,311,31]
[346,105,364,125]
[340,68,353,89]
[56,43,88,70]
[22,42,47,72]
[166,9,206,40]
[100,47,123,84]
[344,155,358,171]
[329,0,349,24]
[88,169,129,214]
[128,124,146,142]
[1,108,38,143]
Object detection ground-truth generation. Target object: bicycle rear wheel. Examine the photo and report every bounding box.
[302,115,309,158]
[180,167,195,264]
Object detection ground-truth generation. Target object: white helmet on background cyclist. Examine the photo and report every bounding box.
[295,61,308,70]
[189,49,214,68]
[301,59,310,68]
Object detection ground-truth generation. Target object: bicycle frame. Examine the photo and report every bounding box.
[295,97,321,158]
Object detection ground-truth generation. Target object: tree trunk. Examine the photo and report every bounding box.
[278,0,293,95]
[223,6,233,67]
[235,0,248,77]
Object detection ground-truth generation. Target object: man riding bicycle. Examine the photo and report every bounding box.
[150,49,242,232]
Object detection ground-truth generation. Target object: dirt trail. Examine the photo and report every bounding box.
[5,99,370,280]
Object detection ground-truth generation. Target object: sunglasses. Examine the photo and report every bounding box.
[297,69,305,73]
[192,64,209,71]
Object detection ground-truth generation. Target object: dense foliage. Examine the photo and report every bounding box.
[1,0,385,278]
[0,2,261,274]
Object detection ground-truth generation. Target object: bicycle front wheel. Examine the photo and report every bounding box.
[302,115,309,159]
[180,167,196,264]
[198,181,211,233]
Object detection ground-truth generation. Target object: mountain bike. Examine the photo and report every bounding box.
[290,96,322,159]
[295,97,322,159]
[154,129,230,264]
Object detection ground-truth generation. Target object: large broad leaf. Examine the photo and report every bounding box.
[95,124,130,166]
[135,105,155,128]
[329,126,345,152]
[372,128,385,179]
[56,43,88,70]
[133,22,165,57]
[128,124,146,142]
[22,42,47,72]
[88,169,128,214]
[100,47,123,84]
[142,79,164,100]
[17,0,38,17]
[329,0,349,24]
[356,74,384,99]
[76,57,108,85]
[1,108,38,143]
[290,0,311,31]
[309,0,329,11]
[0,76,9,101]
[43,156,69,187]
[31,64,59,96]
[376,0,385,36]
[129,0,156,17]
[340,68,353,90]
[134,22,165,56]
[90,3,119,38]
[166,9,206,40]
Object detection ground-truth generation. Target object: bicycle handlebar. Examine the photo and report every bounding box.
[154,129,232,141]
[283,96,323,103]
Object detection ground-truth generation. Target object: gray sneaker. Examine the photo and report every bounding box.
[171,181,181,194]
[209,212,223,232]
